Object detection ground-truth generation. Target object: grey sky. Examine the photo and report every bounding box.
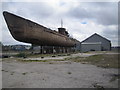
[1,0,118,46]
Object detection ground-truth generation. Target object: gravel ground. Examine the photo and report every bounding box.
[2,59,119,88]
[1,52,119,88]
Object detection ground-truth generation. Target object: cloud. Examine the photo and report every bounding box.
[101,25,118,46]
[66,2,118,25]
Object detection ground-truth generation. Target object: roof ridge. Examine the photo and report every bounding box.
[81,33,111,43]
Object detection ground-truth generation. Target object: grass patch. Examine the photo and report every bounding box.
[21,60,48,62]
[27,53,71,58]
[19,59,66,63]
[27,54,56,58]
[66,54,119,68]
[85,54,119,68]
[15,52,27,58]
[2,56,66,63]
[65,56,85,62]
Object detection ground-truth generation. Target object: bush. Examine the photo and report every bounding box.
[90,49,95,51]
[16,52,27,58]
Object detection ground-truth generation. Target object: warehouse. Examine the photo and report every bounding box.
[80,33,111,52]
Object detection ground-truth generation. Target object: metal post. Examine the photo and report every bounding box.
[41,45,43,54]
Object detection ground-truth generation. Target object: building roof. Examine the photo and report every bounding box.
[81,42,102,45]
[81,33,111,43]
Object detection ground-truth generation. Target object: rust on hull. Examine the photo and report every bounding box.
[3,11,76,47]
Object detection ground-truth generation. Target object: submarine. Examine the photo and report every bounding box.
[3,11,77,47]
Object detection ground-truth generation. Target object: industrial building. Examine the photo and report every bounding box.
[80,33,111,52]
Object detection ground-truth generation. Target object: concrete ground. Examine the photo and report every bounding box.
[2,52,119,88]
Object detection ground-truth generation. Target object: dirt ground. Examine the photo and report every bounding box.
[1,52,119,88]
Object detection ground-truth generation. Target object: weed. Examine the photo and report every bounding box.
[68,72,72,74]
[110,74,120,82]
[1,70,4,71]
[67,54,71,56]
[11,73,14,75]
[22,72,27,75]
[93,83,104,89]
[52,55,56,57]
[49,62,54,64]
[41,57,44,58]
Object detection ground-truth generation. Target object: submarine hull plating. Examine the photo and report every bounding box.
[3,11,76,47]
